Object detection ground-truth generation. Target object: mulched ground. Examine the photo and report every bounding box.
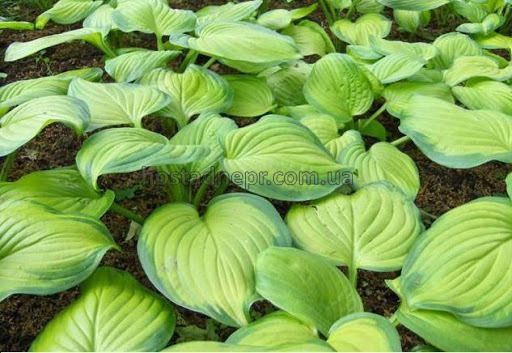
[1,0,511,351]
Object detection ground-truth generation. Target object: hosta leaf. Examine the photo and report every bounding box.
[0,203,117,301]
[376,0,450,11]
[453,80,512,115]
[255,247,363,336]
[83,3,117,35]
[196,0,262,28]
[431,32,482,69]
[394,10,431,33]
[304,53,373,123]
[383,81,454,118]
[76,128,207,190]
[507,172,512,199]
[287,182,422,271]
[68,78,170,131]
[257,9,292,30]
[164,113,238,180]
[36,0,103,29]
[0,168,114,218]
[221,115,347,201]
[265,61,311,106]
[338,131,420,198]
[369,54,427,84]
[285,105,340,144]
[163,340,334,352]
[443,56,512,86]
[224,75,274,118]
[369,37,438,61]
[456,13,503,35]
[281,20,335,57]
[451,0,488,22]
[31,267,175,352]
[4,28,109,62]
[398,96,512,168]
[140,66,232,128]
[170,21,302,64]
[388,279,512,352]
[474,32,512,50]
[226,311,319,347]
[138,193,291,327]
[105,50,180,83]
[327,313,402,352]
[112,0,196,36]
[400,197,512,328]
[0,96,89,157]
[331,14,392,46]
[356,0,385,13]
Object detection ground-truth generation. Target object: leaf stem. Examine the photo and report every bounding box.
[169,181,188,202]
[361,104,387,129]
[110,202,145,224]
[179,49,198,72]
[156,34,164,51]
[420,209,438,220]
[193,173,215,209]
[348,265,358,288]
[389,313,400,327]
[391,135,411,147]
[212,175,230,198]
[0,150,17,182]
[318,0,334,25]
[203,57,217,69]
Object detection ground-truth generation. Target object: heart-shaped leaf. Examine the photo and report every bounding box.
[31,267,175,352]
[369,53,427,84]
[0,168,114,218]
[138,193,291,327]
[431,32,482,69]
[105,50,180,83]
[453,80,512,115]
[400,197,512,328]
[287,182,422,274]
[331,13,392,46]
[327,313,402,351]
[221,115,348,201]
[224,75,274,118]
[68,78,171,131]
[140,66,232,128]
[256,247,363,336]
[36,0,103,29]
[304,53,374,123]
[0,203,117,301]
[398,96,512,168]
[76,127,208,189]
[0,95,89,157]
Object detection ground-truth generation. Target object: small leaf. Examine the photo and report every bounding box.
[138,193,291,327]
[140,66,232,128]
[0,168,114,218]
[224,75,274,118]
[255,247,363,336]
[257,9,292,30]
[196,0,262,28]
[31,267,175,352]
[456,13,503,35]
[331,13,392,46]
[281,20,335,57]
[222,115,348,201]
[68,78,171,131]
[394,10,431,33]
[327,313,402,352]
[36,0,103,29]
[507,172,512,200]
[369,53,426,84]
[265,61,311,106]
[105,50,180,83]
[0,204,117,301]
[443,56,512,87]
[376,0,450,11]
[0,96,89,157]
[76,127,208,189]
[304,53,374,123]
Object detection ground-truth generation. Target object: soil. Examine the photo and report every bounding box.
[1,1,511,352]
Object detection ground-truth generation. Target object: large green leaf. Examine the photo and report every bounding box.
[443,55,512,86]
[393,10,431,33]
[224,75,274,118]
[112,0,196,37]
[304,54,373,123]
[105,50,180,83]
[398,96,512,168]
[431,32,483,69]
[76,127,207,190]
[138,193,291,327]
[164,113,238,180]
[287,183,422,273]
[4,28,110,62]
[331,14,392,46]
[0,95,89,157]
[327,313,402,352]
[281,20,335,57]
[400,197,512,328]
[453,80,512,115]
[170,21,302,64]
[140,66,232,128]
[376,0,450,10]
[338,131,420,198]
[36,0,102,29]
[0,168,114,218]
[0,203,117,301]
[221,115,348,201]
[255,247,363,336]
[388,279,512,351]
[31,267,175,352]
[369,53,426,84]
[68,78,170,131]
[265,61,311,106]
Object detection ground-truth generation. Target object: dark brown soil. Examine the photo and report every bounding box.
[1,1,511,352]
